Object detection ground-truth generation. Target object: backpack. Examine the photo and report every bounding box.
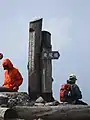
[60,84,71,102]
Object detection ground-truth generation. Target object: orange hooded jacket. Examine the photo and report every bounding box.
[2,59,23,91]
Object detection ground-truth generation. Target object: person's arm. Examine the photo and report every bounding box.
[11,69,23,90]
[74,84,82,100]
[2,71,8,86]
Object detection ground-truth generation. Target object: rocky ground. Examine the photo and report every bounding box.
[0,92,89,120]
[0,92,60,108]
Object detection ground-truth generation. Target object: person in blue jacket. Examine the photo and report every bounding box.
[66,74,87,105]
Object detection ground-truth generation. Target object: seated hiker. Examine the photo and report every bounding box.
[60,74,87,105]
[0,58,23,92]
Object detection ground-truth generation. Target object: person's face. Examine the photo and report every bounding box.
[71,79,76,84]
[68,78,76,84]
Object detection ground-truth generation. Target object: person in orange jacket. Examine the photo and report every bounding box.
[1,58,23,92]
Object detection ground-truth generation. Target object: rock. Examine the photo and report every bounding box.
[53,100,60,105]
[34,103,44,106]
[14,105,90,120]
[35,96,45,103]
[0,104,7,107]
[0,92,31,107]
[0,93,8,105]
[0,92,60,108]
[45,100,60,106]
[34,118,43,120]
[7,99,17,108]
[29,101,35,106]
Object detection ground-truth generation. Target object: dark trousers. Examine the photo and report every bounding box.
[0,87,16,92]
[75,100,88,105]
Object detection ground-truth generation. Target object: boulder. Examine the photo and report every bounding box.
[14,105,90,120]
[0,92,31,107]
[0,93,8,105]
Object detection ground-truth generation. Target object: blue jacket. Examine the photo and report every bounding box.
[69,84,82,101]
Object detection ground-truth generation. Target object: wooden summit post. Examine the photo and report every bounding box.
[28,18,42,100]
[40,31,54,101]
[28,18,60,101]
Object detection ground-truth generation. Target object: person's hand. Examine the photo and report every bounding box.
[68,91,71,97]
[13,86,18,91]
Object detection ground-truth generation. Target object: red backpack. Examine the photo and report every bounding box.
[60,84,71,102]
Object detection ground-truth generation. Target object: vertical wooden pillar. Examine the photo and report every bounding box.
[28,19,42,100]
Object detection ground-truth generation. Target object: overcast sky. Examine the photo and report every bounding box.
[0,0,90,104]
